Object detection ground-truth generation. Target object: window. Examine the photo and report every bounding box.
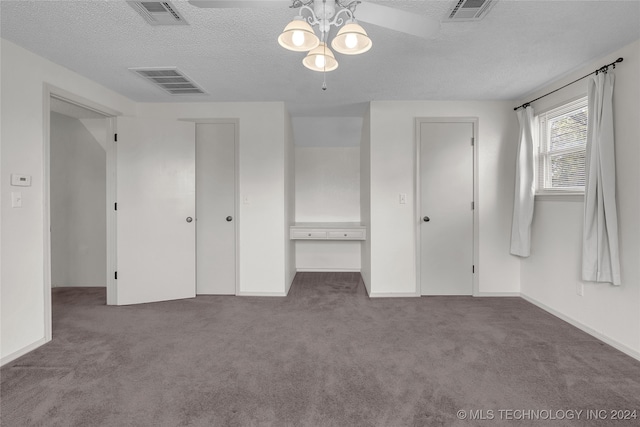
[536,97,588,194]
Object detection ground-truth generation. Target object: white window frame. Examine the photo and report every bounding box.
[535,96,588,196]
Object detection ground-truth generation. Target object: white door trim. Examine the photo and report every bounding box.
[43,84,121,341]
[414,117,479,296]
[186,118,240,295]
[105,117,117,305]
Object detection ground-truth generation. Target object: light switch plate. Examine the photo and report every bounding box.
[11,192,22,208]
[11,174,31,187]
[399,193,407,204]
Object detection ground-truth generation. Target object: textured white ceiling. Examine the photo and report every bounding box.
[2,0,639,117]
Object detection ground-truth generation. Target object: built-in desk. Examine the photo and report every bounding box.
[289,222,366,241]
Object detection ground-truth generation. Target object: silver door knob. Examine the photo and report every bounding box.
[423,216,430,222]
[186,217,193,223]
[226,216,233,222]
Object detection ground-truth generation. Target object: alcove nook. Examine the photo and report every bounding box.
[291,114,366,273]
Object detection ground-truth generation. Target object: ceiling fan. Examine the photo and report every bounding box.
[188,1,441,40]
[189,0,439,83]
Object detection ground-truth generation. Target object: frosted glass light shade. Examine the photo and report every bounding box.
[302,42,339,72]
[331,22,372,55]
[278,17,320,52]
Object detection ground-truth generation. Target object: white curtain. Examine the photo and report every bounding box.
[510,106,536,257]
[582,71,621,285]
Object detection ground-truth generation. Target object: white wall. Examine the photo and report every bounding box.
[360,107,372,294]
[50,112,106,287]
[295,147,360,222]
[1,39,136,364]
[519,40,640,358]
[294,240,361,272]
[135,102,289,296]
[79,118,108,151]
[292,117,362,148]
[368,101,520,296]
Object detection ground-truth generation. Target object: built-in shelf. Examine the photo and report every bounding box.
[289,222,366,240]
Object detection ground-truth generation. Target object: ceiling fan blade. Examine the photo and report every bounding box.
[355,2,440,39]
[188,1,440,39]
[188,0,289,8]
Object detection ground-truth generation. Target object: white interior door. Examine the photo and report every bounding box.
[420,121,474,295]
[116,117,196,305]
[196,123,237,295]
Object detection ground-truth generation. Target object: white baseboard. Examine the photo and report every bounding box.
[474,292,521,297]
[285,273,295,296]
[369,292,420,298]
[52,284,106,288]
[368,292,520,298]
[1,337,47,367]
[521,293,640,362]
[362,280,371,297]
[236,291,287,297]
[295,268,361,272]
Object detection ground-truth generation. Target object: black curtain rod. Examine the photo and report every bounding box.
[513,57,623,111]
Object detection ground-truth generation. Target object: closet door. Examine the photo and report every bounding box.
[196,123,237,295]
[419,121,474,295]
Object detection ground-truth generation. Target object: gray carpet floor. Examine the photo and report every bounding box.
[2,272,640,426]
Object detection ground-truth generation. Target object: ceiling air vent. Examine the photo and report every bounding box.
[129,67,206,95]
[446,0,496,22]
[128,1,188,26]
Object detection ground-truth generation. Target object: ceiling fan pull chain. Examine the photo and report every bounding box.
[322,0,328,90]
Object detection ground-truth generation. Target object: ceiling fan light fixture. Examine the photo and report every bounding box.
[303,42,338,72]
[278,17,320,52]
[331,21,372,55]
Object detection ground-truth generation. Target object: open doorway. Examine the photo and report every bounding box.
[44,87,120,342]
[49,98,109,305]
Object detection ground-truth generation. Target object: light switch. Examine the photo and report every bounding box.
[243,196,251,205]
[399,193,407,204]
[11,192,22,208]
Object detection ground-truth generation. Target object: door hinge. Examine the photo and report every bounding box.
[471,201,475,210]
[115,271,118,280]
[471,137,474,146]
[114,202,117,211]
[114,133,118,142]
